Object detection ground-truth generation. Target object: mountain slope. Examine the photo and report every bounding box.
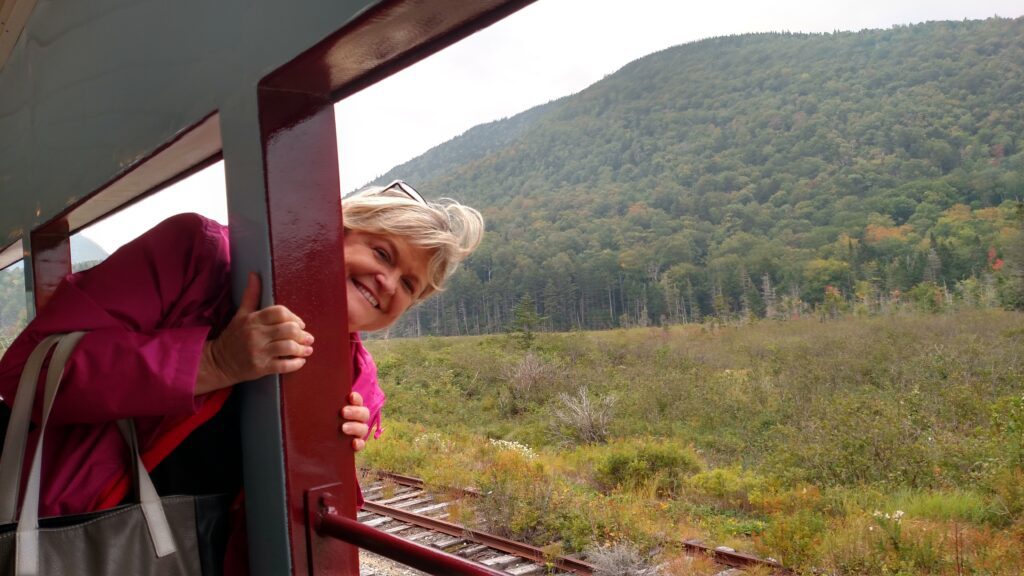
[374,18,1024,336]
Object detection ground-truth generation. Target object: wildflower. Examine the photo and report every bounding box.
[413,432,451,452]
[872,509,904,523]
[489,438,536,459]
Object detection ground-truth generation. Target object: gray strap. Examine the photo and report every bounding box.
[16,331,85,576]
[0,334,62,523]
[15,331,178,575]
[117,419,177,558]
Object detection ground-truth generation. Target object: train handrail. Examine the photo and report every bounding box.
[312,493,505,576]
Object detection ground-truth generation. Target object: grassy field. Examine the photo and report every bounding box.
[360,310,1024,575]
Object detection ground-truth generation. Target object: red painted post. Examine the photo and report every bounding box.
[241,2,540,573]
[29,219,71,311]
[257,87,358,574]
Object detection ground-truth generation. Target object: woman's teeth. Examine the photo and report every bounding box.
[356,283,379,308]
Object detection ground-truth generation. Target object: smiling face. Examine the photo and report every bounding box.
[344,229,433,333]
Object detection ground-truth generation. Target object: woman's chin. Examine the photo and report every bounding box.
[346,294,376,332]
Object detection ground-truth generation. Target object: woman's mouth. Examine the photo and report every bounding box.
[355,281,380,308]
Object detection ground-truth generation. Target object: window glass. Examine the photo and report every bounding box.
[0,259,26,355]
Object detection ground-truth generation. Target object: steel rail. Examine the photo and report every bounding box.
[682,540,790,573]
[361,500,595,575]
[371,469,481,496]
[316,508,506,576]
[368,470,792,575]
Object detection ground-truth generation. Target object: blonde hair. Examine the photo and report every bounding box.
[342,185,484,300]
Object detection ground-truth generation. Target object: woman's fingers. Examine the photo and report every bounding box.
[205,275,316,384]
[250,304,313,373]
[339,392,369,451]
[341,421,369,439]
[266,322,314,345]
[266,339,313,359]
[269,356,308,374]
[255,305,305,328]
[341,404,370,423]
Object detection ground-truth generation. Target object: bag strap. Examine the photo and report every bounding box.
[10,332,177,576]
[15,331,85,576]
[0,334,63,522]
[116,419,177,557]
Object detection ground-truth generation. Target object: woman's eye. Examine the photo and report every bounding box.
[402,279,415,294]
[374,247,391,263]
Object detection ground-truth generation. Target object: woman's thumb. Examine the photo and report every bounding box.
[237,272,262,315]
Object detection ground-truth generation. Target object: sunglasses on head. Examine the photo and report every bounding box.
[381,180,427,205]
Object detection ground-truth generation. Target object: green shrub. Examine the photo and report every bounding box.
[590,439,703,496]
[360,420,431,473]
[757,509,827,568]
[991,394,1024,468]
[987,467,1024,526]
[475,449,555,542]
[907,282,946,313]
[689,466,770,510]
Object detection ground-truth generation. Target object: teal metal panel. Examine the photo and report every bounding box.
[0,0,378,245]
[220,90,292,576]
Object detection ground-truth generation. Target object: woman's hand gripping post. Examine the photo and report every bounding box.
[340,392,370,452]
[195,272,370,452]
[195,272,315,395]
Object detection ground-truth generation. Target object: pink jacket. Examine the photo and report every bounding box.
[0,213,384,517]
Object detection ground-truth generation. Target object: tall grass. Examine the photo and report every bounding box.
[362,310,1024,574]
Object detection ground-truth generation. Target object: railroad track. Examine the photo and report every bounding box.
[359,471,790,576]
[359,475,588,575]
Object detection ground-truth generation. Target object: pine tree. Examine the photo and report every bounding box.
[510,294,544,348]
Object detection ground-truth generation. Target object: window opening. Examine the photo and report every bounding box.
[0,257,26,359]
[74,161,228,269]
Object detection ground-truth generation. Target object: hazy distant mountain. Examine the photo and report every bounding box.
[71,235,109,267]
[0,236,109,341]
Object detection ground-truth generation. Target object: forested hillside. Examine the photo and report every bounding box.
[377,17,1024,337]
[0,265,25,350]
[0,235,106,350]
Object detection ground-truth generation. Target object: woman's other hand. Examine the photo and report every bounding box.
[195,272,314,395]
[340,391,370,452]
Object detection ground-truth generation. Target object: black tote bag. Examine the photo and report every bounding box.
[0,332,231,575]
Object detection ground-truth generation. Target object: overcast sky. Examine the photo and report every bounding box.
[79,0,1024,254]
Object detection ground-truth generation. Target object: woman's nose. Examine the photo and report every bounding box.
[376,271,398,295]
